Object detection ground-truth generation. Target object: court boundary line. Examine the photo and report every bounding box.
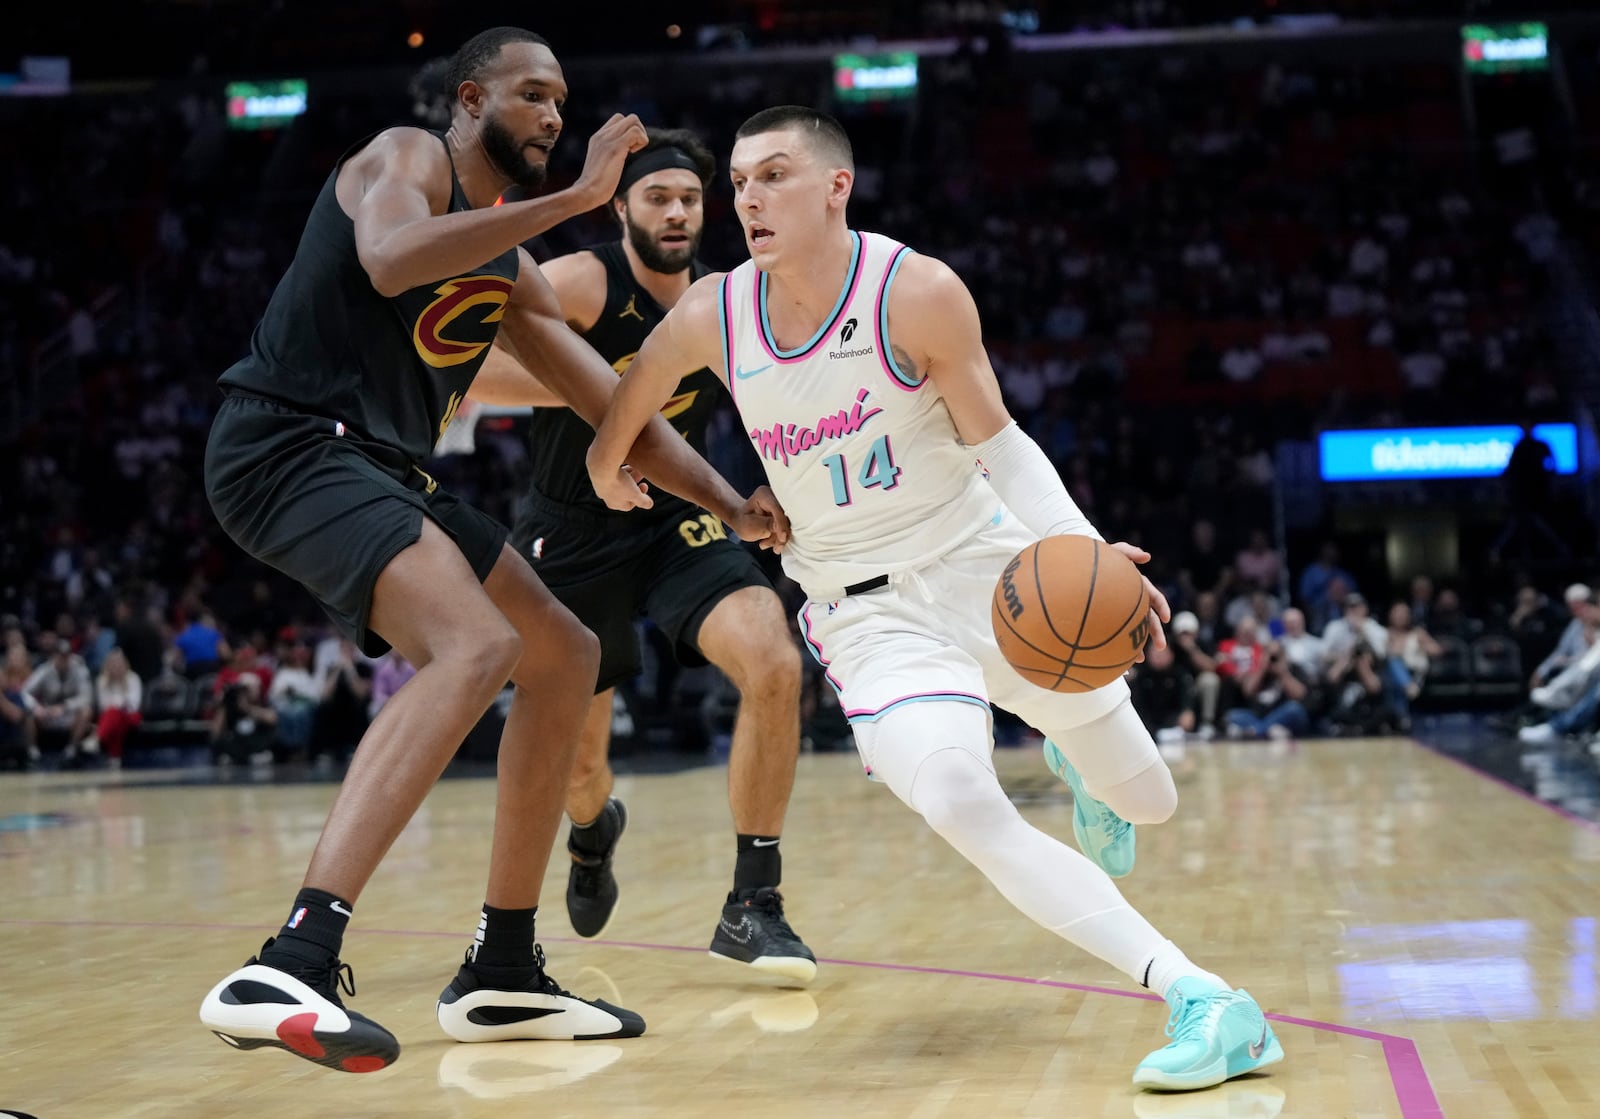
[1,916,1441,1117]
[1411,735,1600,834]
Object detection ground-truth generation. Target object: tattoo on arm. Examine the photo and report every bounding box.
[891,344,923,384]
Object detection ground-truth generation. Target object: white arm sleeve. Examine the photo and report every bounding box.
[970,421,1102,541]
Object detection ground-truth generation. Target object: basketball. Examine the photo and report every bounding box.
[991,535,1152,693]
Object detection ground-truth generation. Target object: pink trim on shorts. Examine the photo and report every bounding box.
[844,692,991,724]
[798,604,845,696]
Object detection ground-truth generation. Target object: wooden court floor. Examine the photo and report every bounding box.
[3,736,1598,1118]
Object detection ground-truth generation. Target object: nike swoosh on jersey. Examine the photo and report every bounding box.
[734,362,774,380]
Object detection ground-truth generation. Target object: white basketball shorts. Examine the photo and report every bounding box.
[798,509,1147,781]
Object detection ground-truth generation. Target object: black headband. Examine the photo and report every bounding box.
[617,146,703,195]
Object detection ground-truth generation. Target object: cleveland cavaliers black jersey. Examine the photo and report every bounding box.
[219,130,518,472]
[524,240,719,521]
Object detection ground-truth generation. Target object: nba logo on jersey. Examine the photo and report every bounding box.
[287,906,308,929]
[827,600,841,614]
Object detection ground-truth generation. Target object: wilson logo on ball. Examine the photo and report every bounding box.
[1000,556,1026,620]
[991,536,1150,694]
[1128,617,1150,651]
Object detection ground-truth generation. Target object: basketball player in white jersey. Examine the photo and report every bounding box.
[584,106,1284,1092]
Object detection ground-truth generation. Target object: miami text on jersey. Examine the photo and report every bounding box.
[748,388,883,466]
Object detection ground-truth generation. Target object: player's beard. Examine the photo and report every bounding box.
[481,112,549,192]
[624,209,699,274]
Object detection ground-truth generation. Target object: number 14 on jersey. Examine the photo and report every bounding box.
[821,435,901,507]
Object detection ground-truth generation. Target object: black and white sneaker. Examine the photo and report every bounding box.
[436,945,646,1042]
[198,938,400,1073]
[567,797,626,938]
[709,887,817,986]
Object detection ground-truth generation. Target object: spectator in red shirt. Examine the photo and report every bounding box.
[1217,614,1267,714]
[1218,615,1267,679]
[213,643,273,704]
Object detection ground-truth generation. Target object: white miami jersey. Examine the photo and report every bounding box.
[719,229,998,597]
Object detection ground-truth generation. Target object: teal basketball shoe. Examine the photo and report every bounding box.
[1134,978,1285,1091]
[1043,738,1136,877]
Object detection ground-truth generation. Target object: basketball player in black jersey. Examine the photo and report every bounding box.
[472,130,814,983]
[196,28,788,1073]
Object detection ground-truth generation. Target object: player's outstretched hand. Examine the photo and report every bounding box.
[729,486,791,553]
[575,114,650,209]
[591,461,654,512]
[1107,541,1170,660]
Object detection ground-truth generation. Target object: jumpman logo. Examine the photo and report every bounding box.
[619,294,644,322]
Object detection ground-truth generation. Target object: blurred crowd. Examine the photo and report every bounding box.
[3,35,1598,769]
[1126,543,1566,745]
[38,3,1600,86]
[1500,582,1600,758]
[2,605,392,771]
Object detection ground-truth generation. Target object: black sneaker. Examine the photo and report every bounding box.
[436,945,646,1042]
[198,938,400,1073]
[567,797,626,937]
[709,887,817,986]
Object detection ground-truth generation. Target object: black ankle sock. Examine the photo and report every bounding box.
[264,887,352,965]
[471,903,537,969]
[734,834,781,891]
[569,801,616,856]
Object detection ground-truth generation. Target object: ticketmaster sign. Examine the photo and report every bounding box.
[1319,424,1579,481]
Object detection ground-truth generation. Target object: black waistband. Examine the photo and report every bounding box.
[844,574,890,596]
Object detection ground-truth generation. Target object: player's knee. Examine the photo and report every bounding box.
[553,620,601,694]
[718,630,801,698]
[910,748,1014,841]
[1133,774,1178,826]
[1107,762,1178,825]
[1155,763,1179,821]
[546,602,598,658]
[741,637,803,697]
[514,611,598,691]
[568,620,601,681]
[479,622,525,683]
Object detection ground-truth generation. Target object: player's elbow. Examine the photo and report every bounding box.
[358,238,415,299]
[367,263,410,300]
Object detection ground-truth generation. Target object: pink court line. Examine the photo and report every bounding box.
[3,916,1440,1117]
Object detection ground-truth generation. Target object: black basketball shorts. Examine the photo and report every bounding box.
[205,392,508,656]
[511,489,773,694]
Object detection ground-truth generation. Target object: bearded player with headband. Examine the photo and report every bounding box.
[474,128,816,984]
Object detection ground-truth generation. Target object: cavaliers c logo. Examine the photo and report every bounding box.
[613,350,698,425]
[412,275,515,369]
